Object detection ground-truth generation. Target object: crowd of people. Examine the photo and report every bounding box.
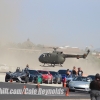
[17,64,100,100]
[66,66,83,77]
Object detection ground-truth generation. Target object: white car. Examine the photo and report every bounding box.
[69,76,92,92]
[0,64,9,71]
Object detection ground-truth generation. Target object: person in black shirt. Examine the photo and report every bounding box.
[25,64,29,70]
[89,73,100,100]
[77,67,83,76]
[72,66,77,76]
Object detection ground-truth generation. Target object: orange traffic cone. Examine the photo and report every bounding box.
[63,78,66,87]
[64,82,66,88]
[66,88,69,96]
[23,85,26,94]
[37,83,40,88]
[10,79,13,82]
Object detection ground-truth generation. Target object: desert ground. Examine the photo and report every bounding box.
[0,46,99,75]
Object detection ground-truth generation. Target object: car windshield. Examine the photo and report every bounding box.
[58,70,67,74]
[73,77,92,82]
[28,70,39,75]
[87,75,95,80]
[50,71,57,76]
[38,71,48,74]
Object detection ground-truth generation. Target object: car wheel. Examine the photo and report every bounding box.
[40,81,42,84]
[16,80,19,83]
[54,81,57,84]
[5,79,8,82]
[50,79,53,84]
[25,77,29,83]
[32,79,34,83]
[47,80,50,84]
[58,81,61,84]
[70,89,75,92]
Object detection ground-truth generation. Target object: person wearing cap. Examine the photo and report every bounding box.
[89,73,100,100]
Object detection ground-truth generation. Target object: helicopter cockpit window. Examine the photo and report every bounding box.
[42,54,46,57]
[47,53,51,57]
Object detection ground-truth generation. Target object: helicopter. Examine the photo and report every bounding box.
[38,47,90,67]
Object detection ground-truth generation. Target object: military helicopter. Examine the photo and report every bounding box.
[38,47,90,67]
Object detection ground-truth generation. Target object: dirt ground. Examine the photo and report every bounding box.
[0,48,99,75]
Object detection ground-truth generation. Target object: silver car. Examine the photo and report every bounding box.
[69,76,92,92]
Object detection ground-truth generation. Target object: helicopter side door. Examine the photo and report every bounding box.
[50,53,58,64]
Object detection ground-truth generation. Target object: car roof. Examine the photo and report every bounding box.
[49,71,57,72]
[37,70,49,72]
[58,69,67,71]
[88,75,95,76]
[28,70,38,71]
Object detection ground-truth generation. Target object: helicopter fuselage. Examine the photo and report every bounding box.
[38,48,90,66]
[39,52,65,64]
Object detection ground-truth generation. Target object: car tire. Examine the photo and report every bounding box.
[16,80,19,83]
[47,80,50,84]
[5,79,8,82]
[58,81,61,84]
[70,89,75,92]
[50,79,53,84]
[25,77,29,83]
[40,81,42,84]
[32,79,34,83]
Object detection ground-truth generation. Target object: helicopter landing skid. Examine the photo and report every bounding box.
[40,64,63,67]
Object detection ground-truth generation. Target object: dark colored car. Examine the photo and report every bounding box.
[5,67,25,82]
[49,71,62,84]
[58,69,72,81]
[87,75,95,81]
[5,67,42,83]
[28,70,43,84]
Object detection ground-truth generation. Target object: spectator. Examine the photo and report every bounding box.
[25,64,29,70]
[77,67,83,76]
[72,66,77,76]
[89,73,100,100]
[66,69,71,76]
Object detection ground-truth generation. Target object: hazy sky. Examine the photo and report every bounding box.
[0,0,100,49]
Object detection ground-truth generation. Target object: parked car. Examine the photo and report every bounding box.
[68,76,92,92]
[5,67,23,82]
[37,70,53,84]
[28,70,43,84]
[64,74,76,87]
[49,71,62,84]
[87,75,95,81]
[58,69,72,81]
[5,67,42,83]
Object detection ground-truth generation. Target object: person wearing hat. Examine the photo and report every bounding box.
[89,73,100,100]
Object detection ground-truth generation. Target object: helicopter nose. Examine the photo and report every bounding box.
[39,56,42,62]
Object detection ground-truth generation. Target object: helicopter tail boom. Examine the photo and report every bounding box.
[63,49,90,59]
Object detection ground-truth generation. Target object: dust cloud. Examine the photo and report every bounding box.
[0,1,99,75]
[0,0,21,45]
[0,45,100,75]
